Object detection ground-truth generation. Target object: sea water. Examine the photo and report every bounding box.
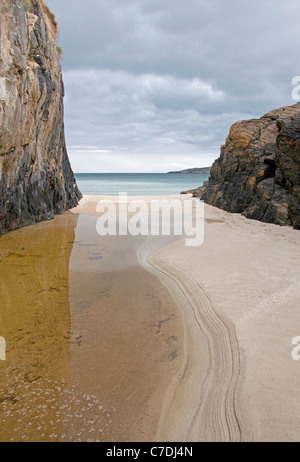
[74,173,209,196]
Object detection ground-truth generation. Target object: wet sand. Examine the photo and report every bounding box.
[75,196,300,442]
[70,195,244,442]
[1,195,300,442]
[0,209,184,442]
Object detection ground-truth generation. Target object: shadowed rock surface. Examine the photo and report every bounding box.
[0,0,81,234]
[201,103,300,229]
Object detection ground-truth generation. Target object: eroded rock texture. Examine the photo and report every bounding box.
[202,104,300,229]
[0,0,81,234]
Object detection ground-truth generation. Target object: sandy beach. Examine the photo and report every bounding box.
[1,0,299,446]
[73,194,300,442]
[0,199,184,442]
[1,194,299,442]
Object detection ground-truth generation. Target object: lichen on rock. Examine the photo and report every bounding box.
[0,0,81,234]
[201,103,300,229]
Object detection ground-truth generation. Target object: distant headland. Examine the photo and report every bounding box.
[167,167,212,174]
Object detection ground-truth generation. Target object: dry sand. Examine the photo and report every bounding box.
[73,195,300,442]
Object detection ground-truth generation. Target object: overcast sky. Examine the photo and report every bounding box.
[46,0,300,173]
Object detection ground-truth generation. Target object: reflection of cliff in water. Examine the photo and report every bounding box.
[0,212,78,442]
[0,212,184,442]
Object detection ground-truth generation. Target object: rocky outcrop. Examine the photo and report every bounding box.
[181,184,208,197]
[201,104,300,229]
[0,0,81,234]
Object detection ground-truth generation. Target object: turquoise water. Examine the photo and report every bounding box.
[74,173,209,196]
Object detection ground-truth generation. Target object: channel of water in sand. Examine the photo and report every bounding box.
[0,211,184,442]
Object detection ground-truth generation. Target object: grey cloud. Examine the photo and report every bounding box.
[46,0,300,172]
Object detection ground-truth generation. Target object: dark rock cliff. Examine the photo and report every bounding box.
[201,103,300,229]
[0,0,81,234]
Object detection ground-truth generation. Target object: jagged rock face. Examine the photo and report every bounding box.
[0,0,81,234]
[202,104,300,229]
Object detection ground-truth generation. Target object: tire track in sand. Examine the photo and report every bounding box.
[149,255,241,442]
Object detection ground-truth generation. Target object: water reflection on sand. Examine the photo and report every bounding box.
[0,212,182,442]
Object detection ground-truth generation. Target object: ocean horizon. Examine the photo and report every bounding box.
[74,173,209,196]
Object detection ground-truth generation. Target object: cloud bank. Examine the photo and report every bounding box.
[47,0,300,172]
